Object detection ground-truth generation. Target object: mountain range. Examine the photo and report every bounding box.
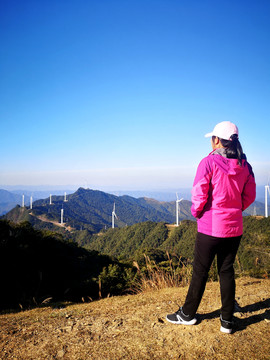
[2,187,267,234]
[0,189,31,216]
[0,188,75,216]
[2,188,193,233]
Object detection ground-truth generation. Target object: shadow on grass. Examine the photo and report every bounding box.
[197,298,270,333]
[0,301,82,315]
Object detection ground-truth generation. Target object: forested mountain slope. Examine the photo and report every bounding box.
[85,217,270,278]
[3,188,193,233]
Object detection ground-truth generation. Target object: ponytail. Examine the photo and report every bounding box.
[216,134,245,166]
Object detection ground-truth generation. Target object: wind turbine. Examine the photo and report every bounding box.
[112,203,118,228]
[60,208,64,225]
[176,193,183,226]
[265,183,270,218]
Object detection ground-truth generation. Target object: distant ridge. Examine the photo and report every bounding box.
[3,188,193,234]
[0,189,30,216]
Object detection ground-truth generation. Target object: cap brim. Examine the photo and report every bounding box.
[204,132,213,138]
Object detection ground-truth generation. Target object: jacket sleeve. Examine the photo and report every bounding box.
[242,162,256,211]
[191,157,212,218]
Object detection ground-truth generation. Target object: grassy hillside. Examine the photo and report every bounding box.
[1,277,269,359]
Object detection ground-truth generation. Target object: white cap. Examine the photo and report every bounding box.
[205,121,239,141]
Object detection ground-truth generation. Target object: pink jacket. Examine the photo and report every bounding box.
[191,149,256,237]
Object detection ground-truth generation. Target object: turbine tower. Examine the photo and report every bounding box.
[22,194,24,208]
[50,194,52,205]
[176,193,183,226]
[64,192,68,202]
[265,184,270,218]
[30,196,33,210]
[112,203,118,229]
[60,208,64,225]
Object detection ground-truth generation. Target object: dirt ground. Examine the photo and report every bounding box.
[1,277,269,360]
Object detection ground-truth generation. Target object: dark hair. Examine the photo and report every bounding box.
[212,134,245,166]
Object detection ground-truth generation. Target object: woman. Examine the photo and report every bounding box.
[166,121,256,333]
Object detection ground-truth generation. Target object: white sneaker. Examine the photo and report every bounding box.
[166,307,197,325]
[220,315,233,334]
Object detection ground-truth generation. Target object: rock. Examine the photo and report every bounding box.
[57,349,65,358]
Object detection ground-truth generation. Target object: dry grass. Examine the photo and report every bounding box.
[132,253,192,293]
[1,277,269,360]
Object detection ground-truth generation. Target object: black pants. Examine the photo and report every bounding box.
[182,232,241,321]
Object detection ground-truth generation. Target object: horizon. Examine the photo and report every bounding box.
[1,1,270,189]
[0,184,267,203]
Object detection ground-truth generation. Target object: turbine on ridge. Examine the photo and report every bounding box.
[112,202,118,229]
[176,193,183,226]
[265,183,270,218]
[60,208,64,225]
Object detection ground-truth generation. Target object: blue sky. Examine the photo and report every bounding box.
[1,0,269,191]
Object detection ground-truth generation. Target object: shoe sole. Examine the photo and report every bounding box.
[166,315,197,325]
[220,326,232,334]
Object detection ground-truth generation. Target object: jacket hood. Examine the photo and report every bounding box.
[210,148,245,175]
